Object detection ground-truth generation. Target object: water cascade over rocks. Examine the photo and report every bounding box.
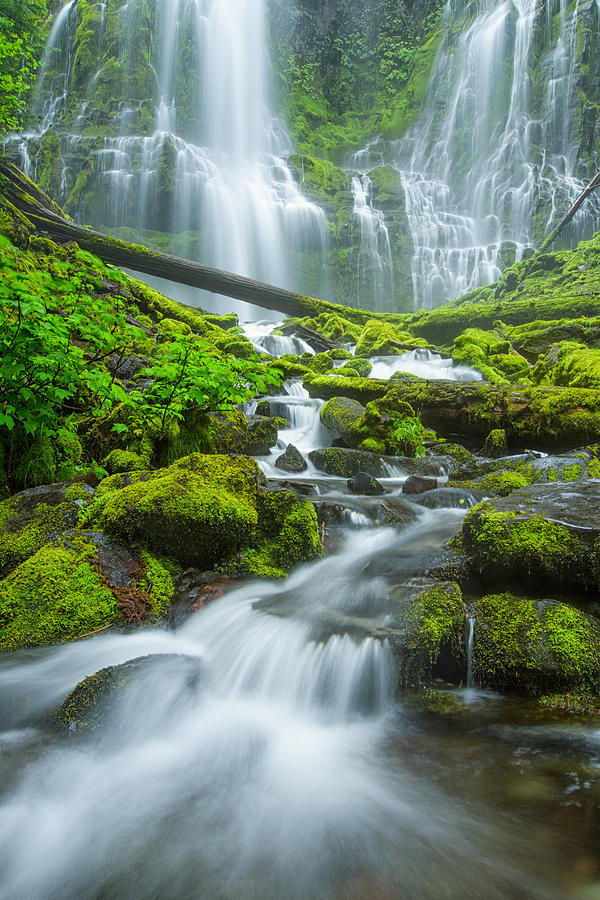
[2,324,600,896]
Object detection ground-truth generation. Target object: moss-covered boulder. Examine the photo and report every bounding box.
[385,581,466,687]
[355,319,429,357]
[0,543,117,650]
[462,482,600,595]
[451,328,530,384]
[320,396,365,447]
[472,593,600,694]
[309,447,448,479]
[53,654,203,733]
[0,482,95,578]
[98,454,260,569]
[97,453,321,577]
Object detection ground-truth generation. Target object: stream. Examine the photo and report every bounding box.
[1,327,600,898]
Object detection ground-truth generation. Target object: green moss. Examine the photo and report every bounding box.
[394,582,465,686]
[355,319,429,357]
[157,317,192,337]
[138,549,177,617]
[482,429,509,458]
[0,498,84,578]
[463,505,591,592]
[474,470,532,496]
[103,449,146,474]
[0,544,117,650]
[99,454,260,569]
[339,357,372,377]
[473,593,600,693]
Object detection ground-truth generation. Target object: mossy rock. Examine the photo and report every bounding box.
[0,543,117,651]
[451,328,530,384]
[99,454,260,569]
[482,429,509,458]
[53,654,203,733]
[355,319,429,357]
[472,593,600,694]
[385,581,466,687]
[462,482,600,595]
[320,396,366,447]
[103,449,146,475]
[226,488,322,579]
[0,482,95,578]
[309,447,447,479]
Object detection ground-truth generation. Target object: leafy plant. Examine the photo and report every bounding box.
[122,335,283,435]
[391,415,426,458]
[0,1,46,134]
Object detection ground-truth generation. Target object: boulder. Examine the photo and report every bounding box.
[410,487,487,509]
[320,396,365,447]
[53,654,203,734]
[309,447,449,479]
[274,443,308,473]
[472,593,600,694]
[402,475,437,495]
[462,481,600,595]
[347,472,385,495]
[0,481,95,578]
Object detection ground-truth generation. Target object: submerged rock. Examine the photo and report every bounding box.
[54,654,203,734]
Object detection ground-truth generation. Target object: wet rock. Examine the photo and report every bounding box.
[244,415,279,455]
[309,447,448,479]
[172,569,243,620]
[482,429,509,458]
[254,399,271,416]
[0,481,95,578]
[462,481,600,595]
[274,443,307,473]
[106,354,151,381]
[472,593,600,694]
[402,475,437,495]
[53,654,203,734]
[410,487,486,509]
[320,396,365,447]
[347,472,385,495]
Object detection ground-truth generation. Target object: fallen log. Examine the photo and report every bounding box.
[0,159,374,322]
[536,169,600,255]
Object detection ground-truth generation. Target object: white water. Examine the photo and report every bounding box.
[368,348,484,381]
[384,0,600,309]
[10,0,329,321]
[351,174,394,312]
[0,518,544,899]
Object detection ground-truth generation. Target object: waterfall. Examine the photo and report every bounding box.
[10,0,329,320]
[393,0,600,309]
[351,174,394,312]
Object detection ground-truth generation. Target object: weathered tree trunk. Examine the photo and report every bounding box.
[537,169,600,254]
[0,159,365,321]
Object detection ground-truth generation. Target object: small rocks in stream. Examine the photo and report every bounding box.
[402,475,437,495]
[347,471,385,495]
[274,443,308,473]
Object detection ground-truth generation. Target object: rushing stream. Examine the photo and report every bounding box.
[1,332,600,898]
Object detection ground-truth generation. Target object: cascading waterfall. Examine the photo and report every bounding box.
[350,173,394,312]
[10,0,329,320]
[392,0,600,309]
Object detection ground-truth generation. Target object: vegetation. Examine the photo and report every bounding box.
[0,0,46,133]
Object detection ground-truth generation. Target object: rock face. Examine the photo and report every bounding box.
[274,443,307,473]
[462,481,600,595]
